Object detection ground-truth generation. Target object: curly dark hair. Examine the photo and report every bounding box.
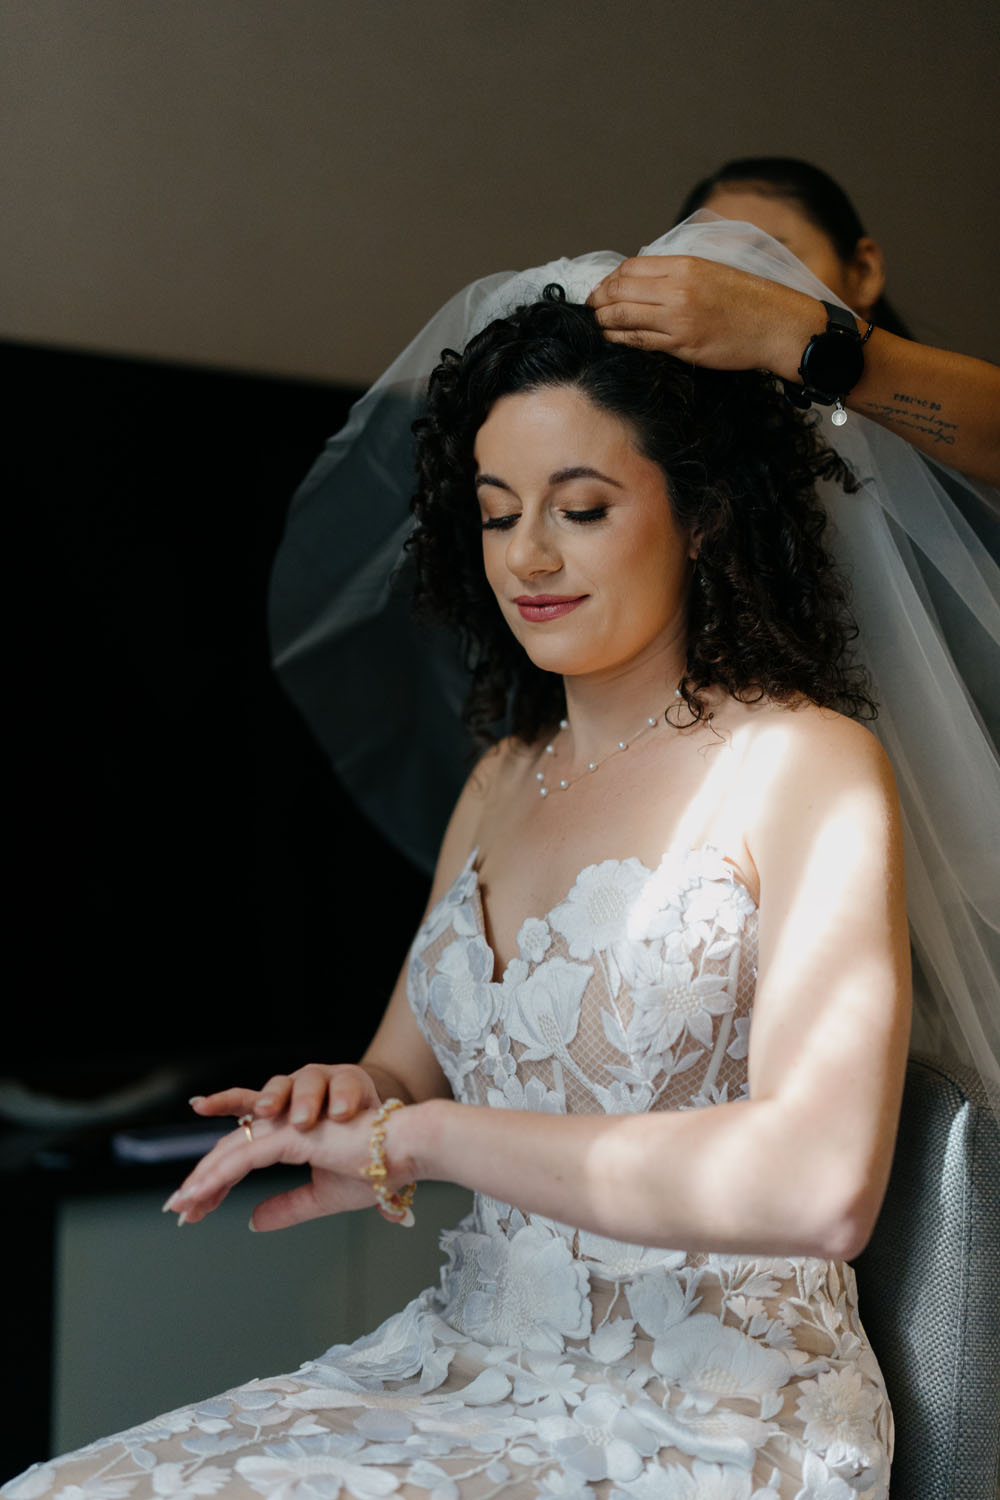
[409,286,874,745]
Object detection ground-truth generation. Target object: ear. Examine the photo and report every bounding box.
[845,237,887,320]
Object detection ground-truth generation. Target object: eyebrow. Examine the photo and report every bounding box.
[474,465,624,493]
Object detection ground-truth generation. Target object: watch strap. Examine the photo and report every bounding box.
[782,299,865,419]
[819,300,859,337]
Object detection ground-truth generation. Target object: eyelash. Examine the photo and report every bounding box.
[481,506,608,533]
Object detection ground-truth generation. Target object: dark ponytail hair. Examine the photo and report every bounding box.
[677,157,912,339]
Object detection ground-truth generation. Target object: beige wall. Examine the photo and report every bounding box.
[2,0,997,386]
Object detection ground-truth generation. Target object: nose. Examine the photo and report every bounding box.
[505,512,561,580]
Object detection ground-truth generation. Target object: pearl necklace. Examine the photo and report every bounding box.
[535,708,669,798]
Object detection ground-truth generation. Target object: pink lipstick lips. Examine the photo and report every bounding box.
[513,594,587,623]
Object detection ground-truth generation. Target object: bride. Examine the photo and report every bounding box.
[10,288,913,1500]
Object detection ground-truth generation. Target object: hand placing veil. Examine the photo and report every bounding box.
[590,157,1000,487]
[587,253,1000,488]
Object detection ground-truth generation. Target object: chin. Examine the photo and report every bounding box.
[516,638,599,678]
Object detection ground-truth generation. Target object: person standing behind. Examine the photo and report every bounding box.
[589,157,1000,487]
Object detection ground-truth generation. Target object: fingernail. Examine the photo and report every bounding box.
[329,1095,349,1116]
[258,1096,274,1109]
[177,1211,189,1227]
[248,1216,258,1232]
[162,1194,177,1213]
[396,1209,415,1229]
[188,1096,205,1107]
[291,1110,310,1125]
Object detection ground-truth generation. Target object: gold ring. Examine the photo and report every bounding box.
[238,1113,254,1142]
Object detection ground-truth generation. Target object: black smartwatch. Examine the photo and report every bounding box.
[782,301,866,426]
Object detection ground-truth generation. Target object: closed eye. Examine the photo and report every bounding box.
[481,505,609,532]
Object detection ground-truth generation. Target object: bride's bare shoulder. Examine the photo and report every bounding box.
[465,734,541,801]
[433,735,539,878]
[721,696,897,850]
[721,693,886,765]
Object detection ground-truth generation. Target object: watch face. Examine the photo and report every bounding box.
[799,328,865,398]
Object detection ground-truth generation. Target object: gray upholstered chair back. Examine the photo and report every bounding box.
[853,1054,1000,1499]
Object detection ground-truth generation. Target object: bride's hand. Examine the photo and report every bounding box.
[190,1063,382,1131]
[588,255,818,378]
[163,1105,413,1231]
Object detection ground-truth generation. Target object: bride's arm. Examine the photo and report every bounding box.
[169,716,910,1259]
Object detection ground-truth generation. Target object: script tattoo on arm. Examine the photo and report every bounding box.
[862,392,959,447]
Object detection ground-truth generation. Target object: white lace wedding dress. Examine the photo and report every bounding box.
[6,846,892,1500]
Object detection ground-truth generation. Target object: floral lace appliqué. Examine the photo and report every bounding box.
[11,847,892,1500]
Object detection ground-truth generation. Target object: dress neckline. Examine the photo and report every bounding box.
[466,843,756,985]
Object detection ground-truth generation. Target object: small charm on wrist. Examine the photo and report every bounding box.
[360,1098,417,1227]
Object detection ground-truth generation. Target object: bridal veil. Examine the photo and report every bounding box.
[268,213,1000,1124]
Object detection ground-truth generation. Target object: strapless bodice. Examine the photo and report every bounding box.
[407,844,759,1120]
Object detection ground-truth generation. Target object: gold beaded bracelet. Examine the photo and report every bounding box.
[360,1098,417,1227]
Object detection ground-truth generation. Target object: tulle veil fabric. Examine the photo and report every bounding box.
[268,212,1000,1124]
